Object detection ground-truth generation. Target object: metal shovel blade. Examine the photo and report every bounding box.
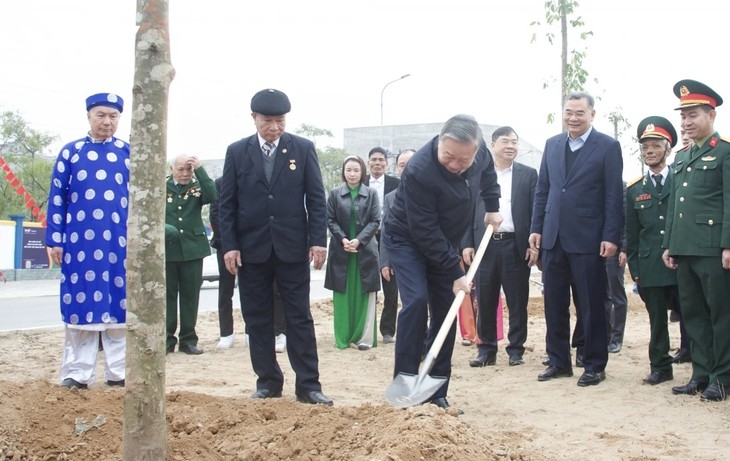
[385,371,447,408]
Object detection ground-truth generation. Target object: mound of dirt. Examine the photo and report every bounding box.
[0,380,523,460]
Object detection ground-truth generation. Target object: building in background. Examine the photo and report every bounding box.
[344,123,543,172]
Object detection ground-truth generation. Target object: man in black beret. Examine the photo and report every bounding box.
[662,79,730,401]
[218,89,333,405]
[626,116,679,386]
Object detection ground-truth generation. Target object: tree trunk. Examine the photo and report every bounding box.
[560,3,568,117]
[123,1,175,459]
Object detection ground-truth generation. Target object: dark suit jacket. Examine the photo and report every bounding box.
[463,161,537,258]
[531,128,624,253]
[384,137,500,281]
[364,174,400,196]
[218,132,327,264]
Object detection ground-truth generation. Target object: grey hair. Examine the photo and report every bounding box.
[564,91,595,108]
[170,153,189,167]
[439,114,483,147]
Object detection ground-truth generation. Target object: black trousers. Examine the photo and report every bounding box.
[376,233,399,337]
[475,237,530,357]
[238,252,321,394]
[215,248,236,337]
[216,248,286,337]
[604,254,628,345]
[543,239,608,373]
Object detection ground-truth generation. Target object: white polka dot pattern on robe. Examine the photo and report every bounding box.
[45,135,130,326]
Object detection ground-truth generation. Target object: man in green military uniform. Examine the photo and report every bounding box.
[627,116,679,386]
[662,79,730,401]
[165,154,218,355]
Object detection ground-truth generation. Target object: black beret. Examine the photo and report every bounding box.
[250,89,291,115]
[673,79,723,110]
[637,116,677,148]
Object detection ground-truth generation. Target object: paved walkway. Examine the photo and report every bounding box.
[0,268,329,300]
[0,278,58,299]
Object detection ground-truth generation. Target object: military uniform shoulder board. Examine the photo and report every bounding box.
[721,136,730,144]
[626,175,643,188]
[675,144,690,153]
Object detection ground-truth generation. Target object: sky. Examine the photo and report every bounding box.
[1,0,728,180]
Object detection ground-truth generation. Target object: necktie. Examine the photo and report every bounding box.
[653,174,663,194]
[262,142,275,157]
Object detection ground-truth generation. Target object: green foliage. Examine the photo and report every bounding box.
[293,123,348,193]
[317,146,348,193]
[530,0,596,123]
[295,124,334,149]
[0,111,56,221]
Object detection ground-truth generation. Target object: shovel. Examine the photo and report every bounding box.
[385,224,494,408]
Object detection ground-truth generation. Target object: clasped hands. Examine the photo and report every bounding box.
[342,238,360,253]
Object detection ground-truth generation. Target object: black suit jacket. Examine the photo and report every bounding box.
[463,161,537,258]
[218,132,327,264]
[364,174,400,196]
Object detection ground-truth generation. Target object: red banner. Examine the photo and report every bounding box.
[0,155,46,227]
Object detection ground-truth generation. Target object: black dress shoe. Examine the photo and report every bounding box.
[508,354,524,366]
[671,379,708,395]
[429,397,464,415]
[107,379,125,387]
[642,370,673,385]
[575,354,584,368]
[250,388,282,399]
[538,365,573,381]
[672,349,692,364]
[607,342,622,353]
[700,383,727,402]
[166,344,175,354]
[469,352,496,367]
[296,390,333,406]
[577,371,606,387]
[179,344,204,355]
[60,378,88,390]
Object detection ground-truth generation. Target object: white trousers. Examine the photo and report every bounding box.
[357,292,378,347]
[60,326,126,385]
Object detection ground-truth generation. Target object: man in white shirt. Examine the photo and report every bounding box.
[462,126,538,367]
[364,147,400,343]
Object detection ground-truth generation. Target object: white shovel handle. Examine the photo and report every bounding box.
[422,224,494,369]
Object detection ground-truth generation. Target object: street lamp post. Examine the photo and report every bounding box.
[380,73,411,147]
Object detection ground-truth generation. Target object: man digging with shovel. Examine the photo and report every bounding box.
[382,114,502,413]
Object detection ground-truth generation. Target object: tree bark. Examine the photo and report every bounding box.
[123,1,175,459]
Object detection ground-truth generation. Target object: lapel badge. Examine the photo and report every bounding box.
[701,156,716,161]
[167,193,173,203]
[282,148,288,154]
[289,159,297,171]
